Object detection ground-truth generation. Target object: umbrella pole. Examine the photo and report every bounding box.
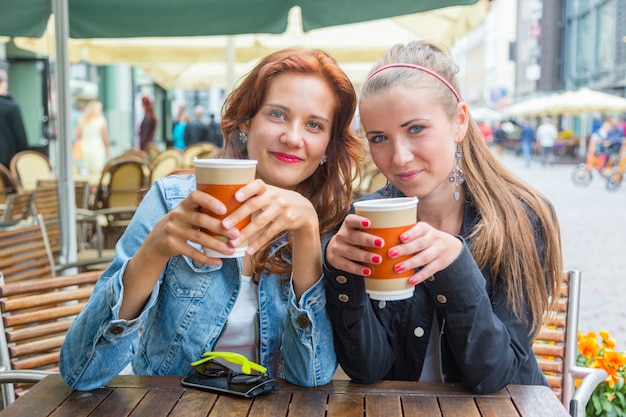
[52,0,78,272]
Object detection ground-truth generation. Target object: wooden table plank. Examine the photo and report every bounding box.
[168,389,217,417]
[208,394,253,416]
[49,388,111,417]
[0,375,73,417]
[128,389,183,417]
[364,394,403,417]
[83,387,147,417]
[327,393,362,417]
[288,391,327,417]
[508,385,569,417]
[249,391,291,417]
[401,396,442,417]
[438,396,481,417]
[476,397,521,417]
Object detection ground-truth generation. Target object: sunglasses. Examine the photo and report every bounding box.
[191,351,268,385]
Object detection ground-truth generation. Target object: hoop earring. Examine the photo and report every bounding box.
[448,143,464,201]
[319,154,327,166]
[239,130,248,144]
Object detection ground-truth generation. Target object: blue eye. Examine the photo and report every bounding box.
[369,135,387,144]
[409,125,424,134]
[307,121,322,130]
[270,110,286,120]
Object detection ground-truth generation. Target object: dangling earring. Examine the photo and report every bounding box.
[238,130,248,144]
[448,143,464,201]
[319,154,327,166]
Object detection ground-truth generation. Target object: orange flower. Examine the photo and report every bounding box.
[600,330,617,348]
[578,330,600,360]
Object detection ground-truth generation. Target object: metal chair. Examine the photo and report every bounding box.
[0,270,102,405]
[9,151,54,193]
[533,270,607,417]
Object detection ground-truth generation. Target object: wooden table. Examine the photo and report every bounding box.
[0,374,570,417]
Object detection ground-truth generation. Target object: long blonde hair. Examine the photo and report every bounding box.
[78,100,103,126]
[361,40,562,335]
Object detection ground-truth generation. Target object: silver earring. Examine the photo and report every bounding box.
[238,130,248,144]
[448,143,464,201]
[319,154,327,166]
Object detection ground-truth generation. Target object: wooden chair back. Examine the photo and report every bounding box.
[9,151,53,193]
[0,163,19,205]
[0,216,55,284]
[31,186,61,261]
[533,270,581,408]
[0,270,102,403]
[1,193,33,223]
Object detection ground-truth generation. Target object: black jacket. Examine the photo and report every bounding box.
[184,119,210,146]
[324,184,549,394]
[0,94,28,167]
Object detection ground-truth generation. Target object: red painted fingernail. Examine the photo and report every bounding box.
[388,248,399,258]
[362,268,371,276]
[394,264,405,273]
[374,238,383,247]
[361,220,370,227]
[371,255,382,264]
[409,278,417,285]
[400,233,409,242]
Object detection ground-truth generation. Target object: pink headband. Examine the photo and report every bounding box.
[364,63,461,103]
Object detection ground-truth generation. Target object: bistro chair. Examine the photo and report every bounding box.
[150,148,183,183]
[533,270,607,417]
[0,164,19,206]
[0,270,102,405]
[181,143,221,168]
[90,156,150,248]
[0,192,33,224]
[9,151,54,193]
[0,215,55,284]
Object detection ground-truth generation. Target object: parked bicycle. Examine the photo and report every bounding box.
[572,137,624,188]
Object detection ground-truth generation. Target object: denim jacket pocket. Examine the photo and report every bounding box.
[165,253,221,298]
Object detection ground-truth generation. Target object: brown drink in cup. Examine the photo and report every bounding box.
[194,158,258,258]
[353,197,418,300]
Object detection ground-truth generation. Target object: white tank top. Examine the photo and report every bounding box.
[214,274,259,371]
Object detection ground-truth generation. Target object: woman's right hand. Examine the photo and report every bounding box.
[141,189,241,267]
[325,213,381,276]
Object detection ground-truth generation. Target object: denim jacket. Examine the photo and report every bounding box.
[60,174,337,391]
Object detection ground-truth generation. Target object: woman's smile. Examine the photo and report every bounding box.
[272,152,303,164]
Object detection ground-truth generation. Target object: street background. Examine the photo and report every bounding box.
[500,150,626,348]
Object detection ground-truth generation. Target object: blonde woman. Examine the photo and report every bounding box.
[75,100,110,174]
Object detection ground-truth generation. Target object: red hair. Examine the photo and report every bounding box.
[222,48,365,274]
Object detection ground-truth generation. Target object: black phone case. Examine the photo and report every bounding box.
[181,372,278,398]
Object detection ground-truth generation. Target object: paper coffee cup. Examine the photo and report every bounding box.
[353,197,418,301]
[194,159,258,258]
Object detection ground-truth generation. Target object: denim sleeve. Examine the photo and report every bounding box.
[59,182,169,390]
[281,274,337,386]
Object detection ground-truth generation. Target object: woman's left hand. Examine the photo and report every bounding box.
[391,221,463,285]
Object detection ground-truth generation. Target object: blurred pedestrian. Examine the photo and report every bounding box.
[74,100,110,174]
[519,118,536,168]
[0,71,28,168]
[139,96,157,152]
[184,105,210,146]
[477,121,492,144]
[536,117,557,167]
[492,121,507,160]
[207,114,223,148]
[172,111,189,150]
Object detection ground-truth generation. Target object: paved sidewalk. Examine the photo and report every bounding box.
[499,152,626,348]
